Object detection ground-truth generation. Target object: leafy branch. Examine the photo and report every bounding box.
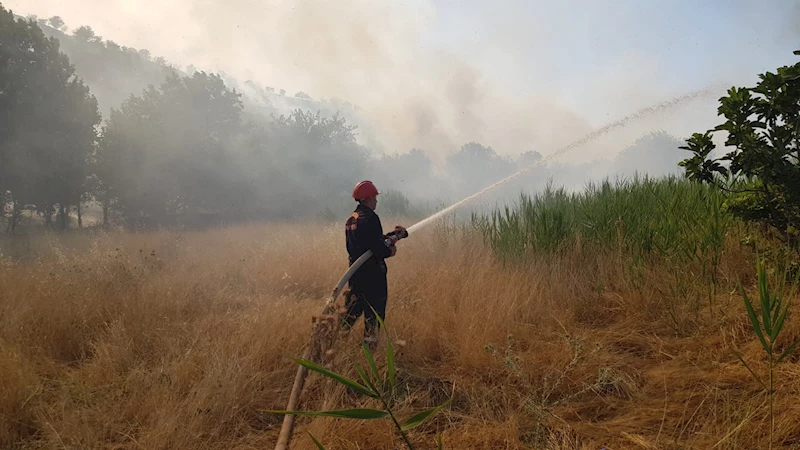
[734,257,799,449]
[267,309,452,449]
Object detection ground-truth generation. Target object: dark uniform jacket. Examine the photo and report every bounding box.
[345,204,393,298]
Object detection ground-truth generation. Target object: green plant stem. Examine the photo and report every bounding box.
[769,355,774,450]
[382,398,415,450]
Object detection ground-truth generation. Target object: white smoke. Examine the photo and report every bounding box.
[6,0,798,164]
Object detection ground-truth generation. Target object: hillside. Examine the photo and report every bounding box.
[26,18,179,116]
[23,15,381,151]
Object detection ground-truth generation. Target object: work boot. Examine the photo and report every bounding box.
[363,328,380,352]
[363,337,378,352]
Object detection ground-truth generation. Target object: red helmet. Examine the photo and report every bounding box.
[352,180,379,200]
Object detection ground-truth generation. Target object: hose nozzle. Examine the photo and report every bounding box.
[383,228,408,247]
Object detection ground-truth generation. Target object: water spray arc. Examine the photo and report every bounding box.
[273,87,718,450]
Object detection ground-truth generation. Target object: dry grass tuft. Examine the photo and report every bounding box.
[1,220,799,449]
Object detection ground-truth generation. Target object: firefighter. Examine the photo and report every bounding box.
[342,180,406,348]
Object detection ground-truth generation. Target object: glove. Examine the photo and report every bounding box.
[389,245,397,257]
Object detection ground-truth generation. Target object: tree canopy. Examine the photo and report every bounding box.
[680,61,800,246]
[0,5,101,231]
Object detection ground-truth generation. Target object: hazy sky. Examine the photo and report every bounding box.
[7,0,799,161]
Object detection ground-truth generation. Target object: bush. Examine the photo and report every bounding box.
[473,175,730,265]
[379,190,411,217]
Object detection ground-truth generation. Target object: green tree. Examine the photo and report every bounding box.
[616,130,685,177]
[680,61,800,246]
[379,190,411,216]
[72,25,96,42]
[47,15,66,31]
[266,110,368,207]
[105,40,120,52]
[370,148,433,199]
[46,78,101,230]
[517,150,543,167]
[98,72,246,225]
[446,142,514,195]
[0,6,100,231]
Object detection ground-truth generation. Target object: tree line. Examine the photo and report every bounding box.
[0,7,381,231]
[0,6,517,231]
[2,5,692,232]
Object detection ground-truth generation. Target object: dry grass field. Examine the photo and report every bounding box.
[2,217,800,449]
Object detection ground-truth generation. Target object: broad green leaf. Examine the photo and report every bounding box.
[291,357,378,398]
[771,298,783,336]
[351,355,372,388]
[773,270,787,328]
[362,341,380,383]
[373,307,389,332]
[776,339,800,364]
[368,302,397,389]
[757,264,772,338]
[771,297,792,342]
[347,353,381,397]
[265,408,389,420]
[741,284,769,353]
[308,432,327,450]
[387,336,396,391]
[400,397,453,431]
[370,303,394,341]
[789,270,800,300]
[734,350,766,390]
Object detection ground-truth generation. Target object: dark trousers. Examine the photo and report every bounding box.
[341,268,388,343]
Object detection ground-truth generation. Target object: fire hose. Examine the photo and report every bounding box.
[274,228,408,450]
